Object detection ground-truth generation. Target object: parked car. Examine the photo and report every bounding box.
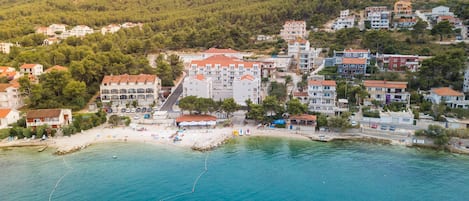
[389,126,396,131]
[371,124,378,129]
[380,125,387,130]
[147,108,153,113]
[136,108,141,113]
[130,108,135,113]
[126,108,131,113]
[351,121,358,127]
[121,108,126,113]
[142,108,147,113]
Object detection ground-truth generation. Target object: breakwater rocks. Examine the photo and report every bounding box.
[191,136,231,151]
[55,144,90,155]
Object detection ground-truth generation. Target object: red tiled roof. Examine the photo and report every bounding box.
[9,79,20,88]
[0,83,12,92]
[26,109,62,119]
[293,92,308,97]
[308,80,336,86]
[191,55,259,68]
[290,114,317,121]
[240,74,255,81]
[342,58,367,65]
[431,87,463,96]
[0,109,11,118]
[101,74,157,85]
[20,64,39,69]
[203,48,239,54]
[176,115,217,123]
[363,80,407,89]
[45,65,68,73]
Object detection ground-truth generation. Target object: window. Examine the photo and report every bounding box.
[119,89,127,93]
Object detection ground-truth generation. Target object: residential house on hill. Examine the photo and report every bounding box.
[428,87,469,108]
[338,58,367,79]
[20,64,43,78]
[280,20,308,40]
[100,74,161,107]
[287,39,318,72]
[333,10,355,30]
[101,24,121,35]
[0,109,19,129]
[377,54,420,72]
[26,109,72,129]
[0,83,23,109]
[0,42,18,54]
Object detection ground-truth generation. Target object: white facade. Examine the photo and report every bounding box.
[367,11,390,29]
[183,75,213,99]
[0,84,22,109]
[101,24,121,35]
[287,39,317,72]
[0,109,19,129]
[70,25,94,37]
[428,87,469,109]
[380,111,414,125]
[47,24,67,36]
[100,74,161,107]
[232,75,260,106]
[43,38,59,46]
[307,77,338,115]
[280,20,308,41]
[364,80,409,106]
[20,64,43,77]
[431,6,453,17]
[333,10,355,30]
[0,42,16,54]
[188,55,261,104]
[464,68,469,93]
[26,109,72,128]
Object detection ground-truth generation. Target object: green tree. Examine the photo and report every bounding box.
[327,116,349,131]
[411,20,428,43]
[286,98,307,115]
[155,55,174,86]
[247,104,265,123]
[221,98,239,118]
[431,21,454,41]
[179,96,197,114]
[262,96,281,116]
[63,80,87,108]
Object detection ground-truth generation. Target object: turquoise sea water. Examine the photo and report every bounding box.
[1,137,469,201]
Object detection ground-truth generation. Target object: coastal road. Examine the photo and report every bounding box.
[160,83,183,111]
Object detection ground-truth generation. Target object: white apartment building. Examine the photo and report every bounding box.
[20,64,43,78]
[100,74,161,107]
[101,24,121,35]
[26,109,72,129]
[428,87,469,108]
[0,42,16,54]
[0,109,19,129]
[287,39,317,72]
[70,25,94,37]
[232,74,260,106]
[280,20,308,41]
[307,77,338,115]
[463,68,469,93]
[365,6,388,17]
[183,74,213,99]
[363,80,409,106]
[0,84,23,109]
[187,55,261,105]
[333,10,355,30]
[430,6,454,19]
[367,11,391,29]
[47,24,67,36]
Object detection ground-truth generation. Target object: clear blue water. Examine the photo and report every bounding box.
[1,137,469,201]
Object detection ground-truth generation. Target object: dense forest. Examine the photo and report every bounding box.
[0,0,466,110]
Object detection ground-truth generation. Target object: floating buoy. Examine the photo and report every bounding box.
[112,156,117,159]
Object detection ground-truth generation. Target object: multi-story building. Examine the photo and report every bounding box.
[183,74,213,99]
[100,74,161,107]
[333,48,371,65]
[367,11,391,29]
[463,68,469,93]
[430,6,454,19]
[428,87,469,108]
[363,80,409,105]
[365,6,388,18]
[287,39,317,72]
[280,20,308,41]
[338,58,367,79]
[101,24,121,35]
[394,0,413,17]
[0,83,23,109]
[0,109,19,129]
[307,77,338,115]
[377,54,419,72]
[20,64,43,78]
[333,10,355,30]
[26,109,72,129]
[187,55,261,105]
[394,17,417,28]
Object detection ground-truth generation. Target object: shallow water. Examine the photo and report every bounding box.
[1,137,469,201]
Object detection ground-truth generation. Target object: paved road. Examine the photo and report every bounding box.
[160,82,183,111]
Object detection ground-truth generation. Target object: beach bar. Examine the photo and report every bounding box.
[289,114,317,132]
[175,115,217,128]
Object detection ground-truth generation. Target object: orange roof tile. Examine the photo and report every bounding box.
[9,79,20,88]
[20,64,39,69]
[195,74,205,81]
[293,92,308,97]
[290,114,317,121]
[0,83,12,92]
[308,80,336,86]
[203,48,239,54]
[342,58,367,65]
[101,74,157,85]
[431,87,463,96]
[26,109,62,119]
[363,80,407,89]
[176,115,217,123]
[240,74,255,81]
[191,55,259,68]
[45,65,68,73]
[0,109,11,118]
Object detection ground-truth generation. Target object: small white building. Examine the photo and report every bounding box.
[26,109,72,129]
[380,110,414,125]
[70,25,94,37]
[20,64,43,78]
[43,38,60,46]
[428,87,469,108]
[101,24,121,35]
[47,24,67,36]
[445,117,469,129]
[333,10,355,30]
[232,74,260,106]
[0,42,16,54]
[0,66,20,80]
[183,74,213,99]
[431,6,454,18]
[280,20,308,41]
[0,109,19,129]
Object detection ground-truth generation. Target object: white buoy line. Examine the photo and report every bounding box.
[48,157,74,201]
[159,152,210,201]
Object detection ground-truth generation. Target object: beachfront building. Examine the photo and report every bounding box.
[101,24,121,35]
[307,77,338,115]
[20,64,43,78]
[289,114,317,131]
[100,74,161,107]
[428,87,469,108]
[280,20,308,41]
[287,39,317,72]
[26,109,72,129]
[0,109,19,129]
[463,68,469,93]
[380,110,414,125]
[337,58,367,79]
[186,55,261,106]
[0,83,22,109]
[333,10,355,30]
[183,74,213,99]
[377,54,420,72]
[363,80,410,106]
[175,115,217,128]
